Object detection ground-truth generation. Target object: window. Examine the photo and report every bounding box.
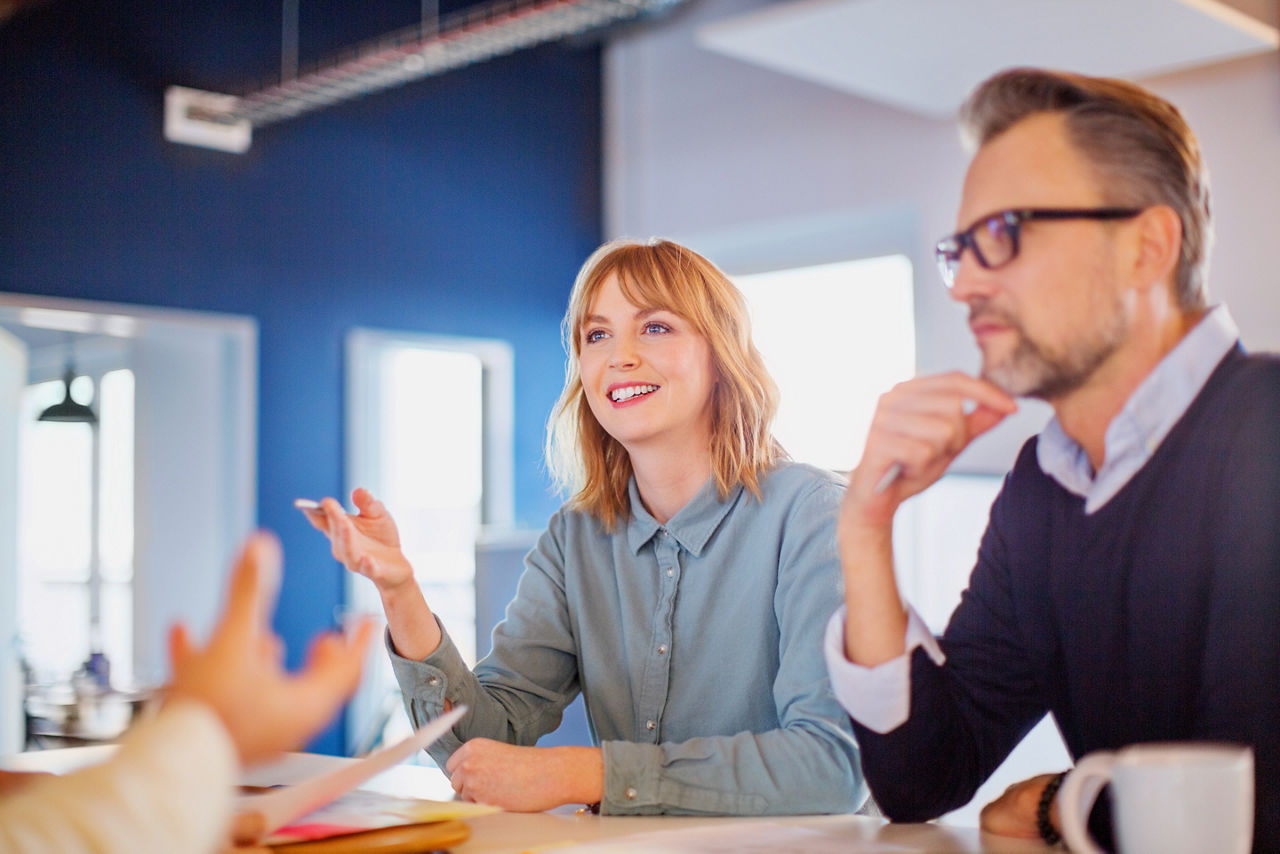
[345,330,513,756]
[734,254,915,471]
[17,369,134,686]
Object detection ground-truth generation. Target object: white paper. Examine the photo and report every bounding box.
[238,704,467,834]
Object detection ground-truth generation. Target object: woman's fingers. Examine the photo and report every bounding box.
[298,506,329,534]
[352,488,384,518]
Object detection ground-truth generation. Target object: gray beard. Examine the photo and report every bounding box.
[976,300,1127,400]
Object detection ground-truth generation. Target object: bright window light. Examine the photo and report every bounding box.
[18,369,135,684]
[18,381,92,584]
[346,332,511,758]
[735,255,915,472]
[99,369,135,583]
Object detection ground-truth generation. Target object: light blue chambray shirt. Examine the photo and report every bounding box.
[1036,305,1239,512]
[389,461,867,815]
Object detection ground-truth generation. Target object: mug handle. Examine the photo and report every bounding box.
[1058,752,1116,854]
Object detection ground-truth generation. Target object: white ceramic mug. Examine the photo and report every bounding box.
[1058,742,1253,854]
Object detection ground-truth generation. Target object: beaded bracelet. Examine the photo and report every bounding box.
[1037,771,1068,846]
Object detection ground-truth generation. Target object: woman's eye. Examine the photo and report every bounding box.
[584,329,607,344]
[643,321,670,335]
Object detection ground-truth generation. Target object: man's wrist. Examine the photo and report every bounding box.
[1037,771,1067,846]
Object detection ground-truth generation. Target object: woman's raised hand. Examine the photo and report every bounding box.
[298,489,442,660]
[299,488,415,595]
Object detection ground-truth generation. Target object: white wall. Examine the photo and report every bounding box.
[131,322,257,683]
[0,329,25,754]
[1152,53,1280,350]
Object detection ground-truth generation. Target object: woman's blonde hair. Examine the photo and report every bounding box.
[546,238,783,531]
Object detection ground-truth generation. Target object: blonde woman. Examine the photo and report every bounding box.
[304,239,866,815]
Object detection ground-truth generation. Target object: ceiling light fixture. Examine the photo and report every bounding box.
[165,0,688,154]
[38,362,98,425]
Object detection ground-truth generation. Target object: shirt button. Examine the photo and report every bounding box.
[657,644,668,655]
[665,568,674,577]
[427,676,441,687]
[625,787,638,800]
[645,719,656,731]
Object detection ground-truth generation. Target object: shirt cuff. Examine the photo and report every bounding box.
[386,628,443,706]
[822,604,945,734]
[600,740,766,815]
[601,741,661,815]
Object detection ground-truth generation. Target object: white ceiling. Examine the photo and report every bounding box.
[697,0,1279,119]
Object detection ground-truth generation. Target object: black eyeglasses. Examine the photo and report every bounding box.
[934,207,1144,288]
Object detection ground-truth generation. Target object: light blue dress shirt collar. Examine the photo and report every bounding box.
[1036,304,1239,514]
[625,475,743,557]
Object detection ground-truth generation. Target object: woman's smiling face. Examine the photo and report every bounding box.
[577,273,717,457]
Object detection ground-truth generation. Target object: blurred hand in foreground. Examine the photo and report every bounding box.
[167,531,375,764]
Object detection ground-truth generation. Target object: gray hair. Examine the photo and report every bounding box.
[959,68,1212,311]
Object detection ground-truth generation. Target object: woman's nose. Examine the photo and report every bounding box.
[608,335,638,368]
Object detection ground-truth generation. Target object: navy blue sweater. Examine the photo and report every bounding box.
[853,346,1280,851]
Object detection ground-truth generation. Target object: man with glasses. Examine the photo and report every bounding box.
[824,67,1279,849]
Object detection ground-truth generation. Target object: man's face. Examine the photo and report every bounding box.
[950,112,1133,401]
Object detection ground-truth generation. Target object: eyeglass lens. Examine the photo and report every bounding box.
[937,214,1018,287]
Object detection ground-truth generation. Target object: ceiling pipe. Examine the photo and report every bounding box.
[164,0,687,154]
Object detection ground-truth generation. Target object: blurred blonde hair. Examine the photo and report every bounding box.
[546,238,783,531]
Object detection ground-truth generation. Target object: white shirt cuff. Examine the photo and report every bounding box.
[823,604,945,734]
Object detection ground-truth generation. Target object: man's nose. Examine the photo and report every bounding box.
[948,251,997,303]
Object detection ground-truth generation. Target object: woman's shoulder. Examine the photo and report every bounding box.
[750,461,846,519]
[541,497,614,543]
[758,460,845,498]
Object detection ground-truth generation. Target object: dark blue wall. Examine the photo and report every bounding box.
[0,1,600,753]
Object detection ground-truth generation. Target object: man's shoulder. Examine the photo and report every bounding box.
[1223,348,1280,381]
[1200,347,1280,411]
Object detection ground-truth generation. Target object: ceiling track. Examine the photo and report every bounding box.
[164,0,686,153]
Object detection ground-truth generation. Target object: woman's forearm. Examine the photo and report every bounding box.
[380,583,442,661]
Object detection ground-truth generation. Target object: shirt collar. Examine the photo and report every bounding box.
[1036,304,1239,513]
[625,474,743,557]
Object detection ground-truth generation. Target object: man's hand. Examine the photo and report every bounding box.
[844,372,1016,526]
[980,772,1062,839]
[166,532,375,765]
[837,372,1016,668]
[446,741,604,812]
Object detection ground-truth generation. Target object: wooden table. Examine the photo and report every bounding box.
[5,746,1051,853]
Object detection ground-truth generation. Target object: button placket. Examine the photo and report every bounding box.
[639,532,679,743]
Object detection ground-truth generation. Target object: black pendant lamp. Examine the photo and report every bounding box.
[38,363,98,425]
